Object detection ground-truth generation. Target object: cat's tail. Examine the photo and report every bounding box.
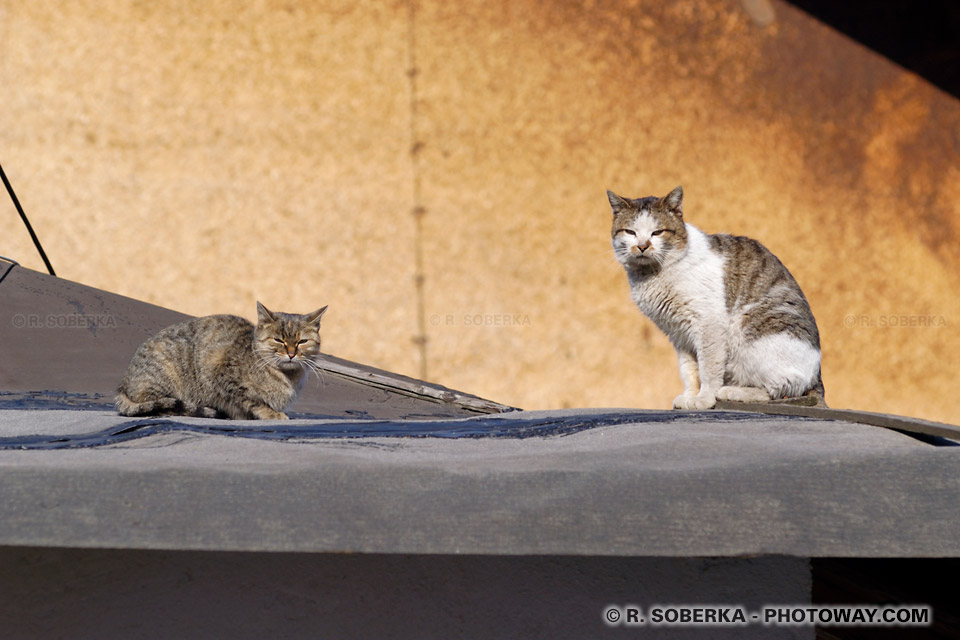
[803,370,827,408]
[114,390,182,416]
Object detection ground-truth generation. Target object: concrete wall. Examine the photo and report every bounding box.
[3,0,958,422]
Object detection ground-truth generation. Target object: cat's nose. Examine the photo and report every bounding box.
[638,240,651,252]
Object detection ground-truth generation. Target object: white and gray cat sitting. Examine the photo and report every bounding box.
[116,302,328,420]
[608,186,824,410]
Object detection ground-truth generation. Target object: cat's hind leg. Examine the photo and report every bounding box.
[732,333,822,400]
[716,386,770,403]
[115,391,183,416]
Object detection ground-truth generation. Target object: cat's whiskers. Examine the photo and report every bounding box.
[252,348,274,367]
[651,249,668,268]
[253,349,288,373]
[301,358,327,386]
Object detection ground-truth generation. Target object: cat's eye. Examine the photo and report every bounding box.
[272,338,284,344]
[297,339,308,345]
[651,229,665,236]
[617,229,636,237]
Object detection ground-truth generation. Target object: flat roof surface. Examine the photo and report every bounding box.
[1,406,958,557]
[2,260,959,558]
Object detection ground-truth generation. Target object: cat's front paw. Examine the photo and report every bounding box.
[672,392,717,411]
[251,406,290,420]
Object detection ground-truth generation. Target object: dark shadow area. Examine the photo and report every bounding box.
[789,0,960,99]
[812,558,960,638]
[0,547,809,640]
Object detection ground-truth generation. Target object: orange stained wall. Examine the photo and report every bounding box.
[2,0,959,422]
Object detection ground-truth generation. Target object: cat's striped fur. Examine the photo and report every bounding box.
[116,302,328,420]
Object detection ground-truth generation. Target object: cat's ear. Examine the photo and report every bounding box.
[606,190,632,215]
[662,186,683,217]
[256,301,277,323]
[306,305,328,327]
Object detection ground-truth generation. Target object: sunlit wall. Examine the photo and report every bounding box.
[3,0,958,422]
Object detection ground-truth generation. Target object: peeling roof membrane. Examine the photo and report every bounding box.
[0,408,825,449]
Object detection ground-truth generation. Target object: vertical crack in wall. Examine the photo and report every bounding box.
[407,0,429,381]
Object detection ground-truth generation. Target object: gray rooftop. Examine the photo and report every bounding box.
[1,406,959,557]
[2,258,959,558]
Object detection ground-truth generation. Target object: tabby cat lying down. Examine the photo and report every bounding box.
[116,302,328,420]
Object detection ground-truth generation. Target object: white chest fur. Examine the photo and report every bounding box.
[628,225,728,354]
